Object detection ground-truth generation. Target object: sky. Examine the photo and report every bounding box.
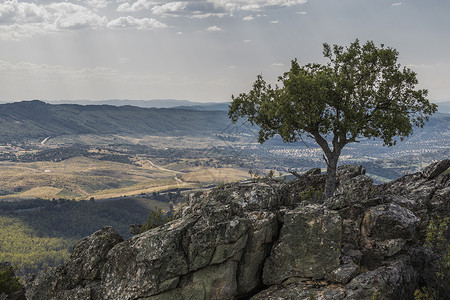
[1,0,450,103]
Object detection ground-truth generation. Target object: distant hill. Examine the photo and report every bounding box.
[435,99,450,113]
[44,99,228,110]
[0,100,233,142]
[0,100,448,150]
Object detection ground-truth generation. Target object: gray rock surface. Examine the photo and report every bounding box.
[25,161,450,300]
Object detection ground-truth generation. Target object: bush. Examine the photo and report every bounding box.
[0,262,22,294]
[414,216,450,299]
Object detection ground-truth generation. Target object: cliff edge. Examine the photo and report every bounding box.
[25,160,450,299]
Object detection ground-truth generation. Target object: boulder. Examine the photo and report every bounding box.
[252,278,346,300]
[360,203,419,258]
[422,159,450,179]
[263,204,342,284]
[345,257,418,299]
[337,164,366,181]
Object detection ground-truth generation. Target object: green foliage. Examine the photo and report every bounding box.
[229,39,437,197]
[0,197,155,279]
[370,290,381,300]
[140,208,174,232]
[0,216,74,281]
[414,216,450,299]
[414,287,437,300]
[0,263,22,294]
[298,187,323,202]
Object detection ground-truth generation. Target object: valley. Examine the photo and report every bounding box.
[0,100,449,281]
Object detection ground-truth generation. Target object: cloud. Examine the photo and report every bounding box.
[107,16,168,30]
[243,15,255,21]
[83,0,110,9]
[0,0,107,39]
[117,0,154,12]
[237,0,307,11]
[392,2,403,6]
[151,2,188,15]
[49,2,107,30]
[243,39,251,43]
[116,0,307,17]
[296,11,307,15]
[271,63,284,67]
[270,20,279,24]
[207,25,222,31]
[0,0,170,40]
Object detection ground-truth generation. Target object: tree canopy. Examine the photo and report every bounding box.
[229,39,437,197]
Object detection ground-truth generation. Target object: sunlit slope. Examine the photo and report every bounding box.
[0,156,249,201]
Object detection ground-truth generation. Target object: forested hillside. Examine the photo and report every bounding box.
[0,100,231,142]
[0,195,180,279]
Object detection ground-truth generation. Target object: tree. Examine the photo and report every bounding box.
[229,39,437,198]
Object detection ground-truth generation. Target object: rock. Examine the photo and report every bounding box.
[345,257,418,299]
[237,211,278,296]
[360,203,420,259]
[263,204,342,284]
[337,164,366,181]
[422,159,450,179]
[329,175,374,209]
[26,227,123,300]
[305,168,321,176]
[252,278,346,300]
[24,159,450,300]
[325,260,359,284]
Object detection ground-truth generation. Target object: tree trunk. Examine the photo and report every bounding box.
[324,154,339,198]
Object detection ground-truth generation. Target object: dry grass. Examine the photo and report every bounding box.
[0,156,249,201]
[181,167,249,184]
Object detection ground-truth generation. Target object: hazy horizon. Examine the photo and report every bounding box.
[1,1,450,103]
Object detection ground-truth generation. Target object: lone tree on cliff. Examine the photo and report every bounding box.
[229,39,437,198]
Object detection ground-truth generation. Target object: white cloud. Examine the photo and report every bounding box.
[243,15,255,21]
[270,20,279,24]
[117,0,154,12]
[236,0,307,11]
[272,63,284,67]
[83,0,110,9]
[107,16,167,30]
[0,1,107,39]
[243,39,250,43]
[296,11,306,15]
[151,2,188,15]
[0,0,172,40]
[49,2,107,30]
[392,2,403,6]
[207,25,222,31]
[115,0,307,17]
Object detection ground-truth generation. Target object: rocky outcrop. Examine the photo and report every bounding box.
[26,160,450,299]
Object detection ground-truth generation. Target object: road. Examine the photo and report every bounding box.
[40,136,50,145]
[147,159,185,183]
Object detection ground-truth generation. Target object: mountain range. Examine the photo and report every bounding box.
[0,100,232,143]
